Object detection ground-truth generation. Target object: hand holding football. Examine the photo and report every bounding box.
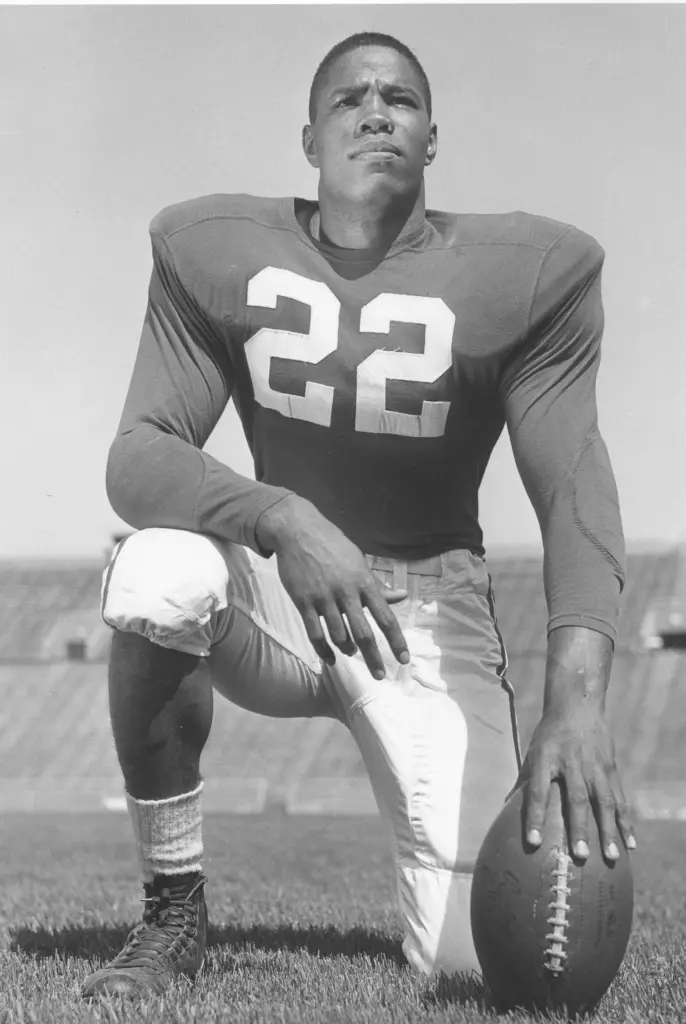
[470,780,634,1017]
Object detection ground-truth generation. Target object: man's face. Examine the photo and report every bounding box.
[303,46,437,205]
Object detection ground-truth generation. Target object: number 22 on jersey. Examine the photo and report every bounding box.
[245,267,455,438]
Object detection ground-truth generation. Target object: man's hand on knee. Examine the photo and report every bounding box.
[256,496,410,680]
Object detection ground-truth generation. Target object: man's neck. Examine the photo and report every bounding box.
[316,186,425,250]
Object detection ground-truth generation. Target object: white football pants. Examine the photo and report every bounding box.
[102,528,520,977]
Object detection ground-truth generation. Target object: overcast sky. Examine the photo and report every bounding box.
[1,4,684,559]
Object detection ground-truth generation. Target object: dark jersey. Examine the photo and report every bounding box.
[108,194,625,641]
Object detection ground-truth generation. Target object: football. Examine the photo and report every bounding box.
[470,780,634,1017]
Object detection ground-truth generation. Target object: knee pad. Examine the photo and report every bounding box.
[101,529,229,656]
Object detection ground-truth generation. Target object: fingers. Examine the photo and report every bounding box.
[380,585,408,606]
[523,760,552,848]
[299,582,408,679]
[591,769,621,860]
[526,765,592,860]
[362,586,410,668]
[343,604,388,681]
[339,580,410,679]
[610,770,637,852]
[321,604,357,658]
[525,762,636,863]
[521,714,637,862]
[594,768,636,858]
[564,768,591,860]
[300,607,336,667]
[302,604,359,663]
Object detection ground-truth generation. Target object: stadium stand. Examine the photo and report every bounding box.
[0,561,111,662]
[0,546,683,815]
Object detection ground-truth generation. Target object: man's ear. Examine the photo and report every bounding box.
[302,124,320,169]
[425,122,438,167]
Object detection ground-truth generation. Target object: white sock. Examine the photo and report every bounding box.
[126,781,204,882]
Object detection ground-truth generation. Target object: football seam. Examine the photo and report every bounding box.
[544,850,572,974]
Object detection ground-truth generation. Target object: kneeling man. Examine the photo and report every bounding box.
[82,31,634,998]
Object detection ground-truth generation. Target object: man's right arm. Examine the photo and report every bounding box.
[107,233,293,554]
[109,228,408,676]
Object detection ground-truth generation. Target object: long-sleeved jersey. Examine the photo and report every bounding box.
[107,194,625,642]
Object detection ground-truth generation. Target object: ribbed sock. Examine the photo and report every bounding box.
[126,781,204,882]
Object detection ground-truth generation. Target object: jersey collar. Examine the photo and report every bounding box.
[283,198,431,262]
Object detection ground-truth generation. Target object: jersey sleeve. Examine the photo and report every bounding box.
[500,228,625,644]
[106,227,293,553]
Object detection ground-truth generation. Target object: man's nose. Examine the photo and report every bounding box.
[357,94,393,134]
[360,111,393,134]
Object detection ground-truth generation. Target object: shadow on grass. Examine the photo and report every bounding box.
[10,923,490,1011]
[10,920,405,968]
[423,971,491,1015]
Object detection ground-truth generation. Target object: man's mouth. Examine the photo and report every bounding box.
[351,141,402,159]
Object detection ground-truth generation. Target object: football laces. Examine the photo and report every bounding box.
[544,850,572,974]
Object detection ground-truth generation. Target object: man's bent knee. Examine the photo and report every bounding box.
[102,529,230,657]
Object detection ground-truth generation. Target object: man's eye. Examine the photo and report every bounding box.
[335,96,356,108]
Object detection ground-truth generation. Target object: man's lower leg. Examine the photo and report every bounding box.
[82,631,213,998]
[109,630,212,801]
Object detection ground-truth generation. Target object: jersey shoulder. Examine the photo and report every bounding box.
[147,194,298,301]
[428,208,603,263]
[150,193,288,242]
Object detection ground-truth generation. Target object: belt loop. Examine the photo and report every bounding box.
[393,561,408,591]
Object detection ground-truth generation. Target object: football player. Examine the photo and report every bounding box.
[82,32,635,997]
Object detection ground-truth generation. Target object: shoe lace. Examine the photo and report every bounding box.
[112,876,206,970]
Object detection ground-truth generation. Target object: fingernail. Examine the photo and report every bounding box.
[627,835,637,851]
[399,652,410,664]
[574,840,590,859]
[606,842,620,860]
[373,669,385,681]
[527,829,541,846]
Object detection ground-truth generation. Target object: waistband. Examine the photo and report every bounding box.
[366,554,443,577]
[365,549,486,590]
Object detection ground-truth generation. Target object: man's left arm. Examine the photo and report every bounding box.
[501,226,636,861]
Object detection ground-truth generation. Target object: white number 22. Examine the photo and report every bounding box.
[246,267,455,438]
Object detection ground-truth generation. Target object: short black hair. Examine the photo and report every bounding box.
[308,32,432,123]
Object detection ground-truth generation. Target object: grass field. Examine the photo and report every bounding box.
[0,813,684,1023]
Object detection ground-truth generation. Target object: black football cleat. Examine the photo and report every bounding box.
[81,873,207,998]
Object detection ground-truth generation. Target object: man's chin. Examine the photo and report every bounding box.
[342,171,416,204]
